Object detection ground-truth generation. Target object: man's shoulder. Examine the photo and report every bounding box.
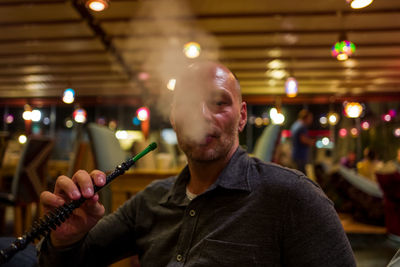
[249,156,303,180]
[248,157,322,194]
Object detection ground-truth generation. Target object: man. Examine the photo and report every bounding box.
[38,62,355,266]
[290,109,315,174]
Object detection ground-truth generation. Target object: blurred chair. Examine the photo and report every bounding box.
[87,123,128,214]
[0,136,54,236]
[315,163,384,225]
[338,166,383,198]
[67,141,95,177]
[252,124,281,162]
[331,166,384,225]
[376,171,400,237]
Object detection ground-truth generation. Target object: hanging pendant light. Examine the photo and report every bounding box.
[332,33,356,61]
[346,0,373,9]
[86,0,109,12]
[63,88,75,104]
[285,77,298,98]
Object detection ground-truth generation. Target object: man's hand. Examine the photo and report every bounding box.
[40,170,106,248]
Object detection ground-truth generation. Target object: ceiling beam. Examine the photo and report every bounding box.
[0,19,82,27]
[0,71,123,77]
[0,0,66,7]
[99,9,400,22]
[110,28,400,38]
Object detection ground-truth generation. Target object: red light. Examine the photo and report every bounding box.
[137,107,150,121]
[339,128,348,138]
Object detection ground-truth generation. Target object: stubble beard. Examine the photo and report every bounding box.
[177,123,238,163]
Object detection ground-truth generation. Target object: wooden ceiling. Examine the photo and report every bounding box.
[0,0,400,105]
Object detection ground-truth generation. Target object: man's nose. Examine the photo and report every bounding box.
[201,102,213,121]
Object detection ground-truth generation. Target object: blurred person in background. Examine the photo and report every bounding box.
[340,151,357,170]
[357,147,383,182]
[290,109,315,174]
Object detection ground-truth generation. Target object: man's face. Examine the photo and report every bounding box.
[170,64,247,162]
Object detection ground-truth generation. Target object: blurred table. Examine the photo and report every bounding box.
[339,213,386,234]
[110,168,181,212]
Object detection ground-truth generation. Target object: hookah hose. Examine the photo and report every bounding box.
[0,142,157,264]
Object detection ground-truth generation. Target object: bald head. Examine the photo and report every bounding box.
[174,61,242,103]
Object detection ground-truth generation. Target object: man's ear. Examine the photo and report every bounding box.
[238,102,247,132]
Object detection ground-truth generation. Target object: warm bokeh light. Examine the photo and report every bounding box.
[266,69,287,80]
[270,108,285,125]
[137,107,150,121]
[65,119,74,128]
[86,0,109,11]
[109,120,117,130]
[394,128,400,138]
[115,130,144,150]
[285,77,298,97]
[31,109,41,122]
[167,79,176,91]
[267,59,285,69]
[22,111,32,121]
[183,42,201,59]
[344,102,363,118]
[328,113,339,126]
[254,117,263,127]
[115,130,128,140]
[339,128,348,138]
[337,53,348,61]
[73,108,87,123]
[347,0,373,9]
[361,121,370,130]
[350,127,359,136]
[63,88,75,104]
[18,135,27,144]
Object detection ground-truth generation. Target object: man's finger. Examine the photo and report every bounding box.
[54,175,81,200]
[72,170,95,199]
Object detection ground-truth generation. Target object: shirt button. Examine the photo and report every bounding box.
[176,254,183,262]
[189,209,196,216]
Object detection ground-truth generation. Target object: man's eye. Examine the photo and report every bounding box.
[216,101,226,106]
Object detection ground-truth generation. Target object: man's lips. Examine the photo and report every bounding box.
[202,134,219,144]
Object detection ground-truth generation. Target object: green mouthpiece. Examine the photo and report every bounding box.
[132,142,157,162]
